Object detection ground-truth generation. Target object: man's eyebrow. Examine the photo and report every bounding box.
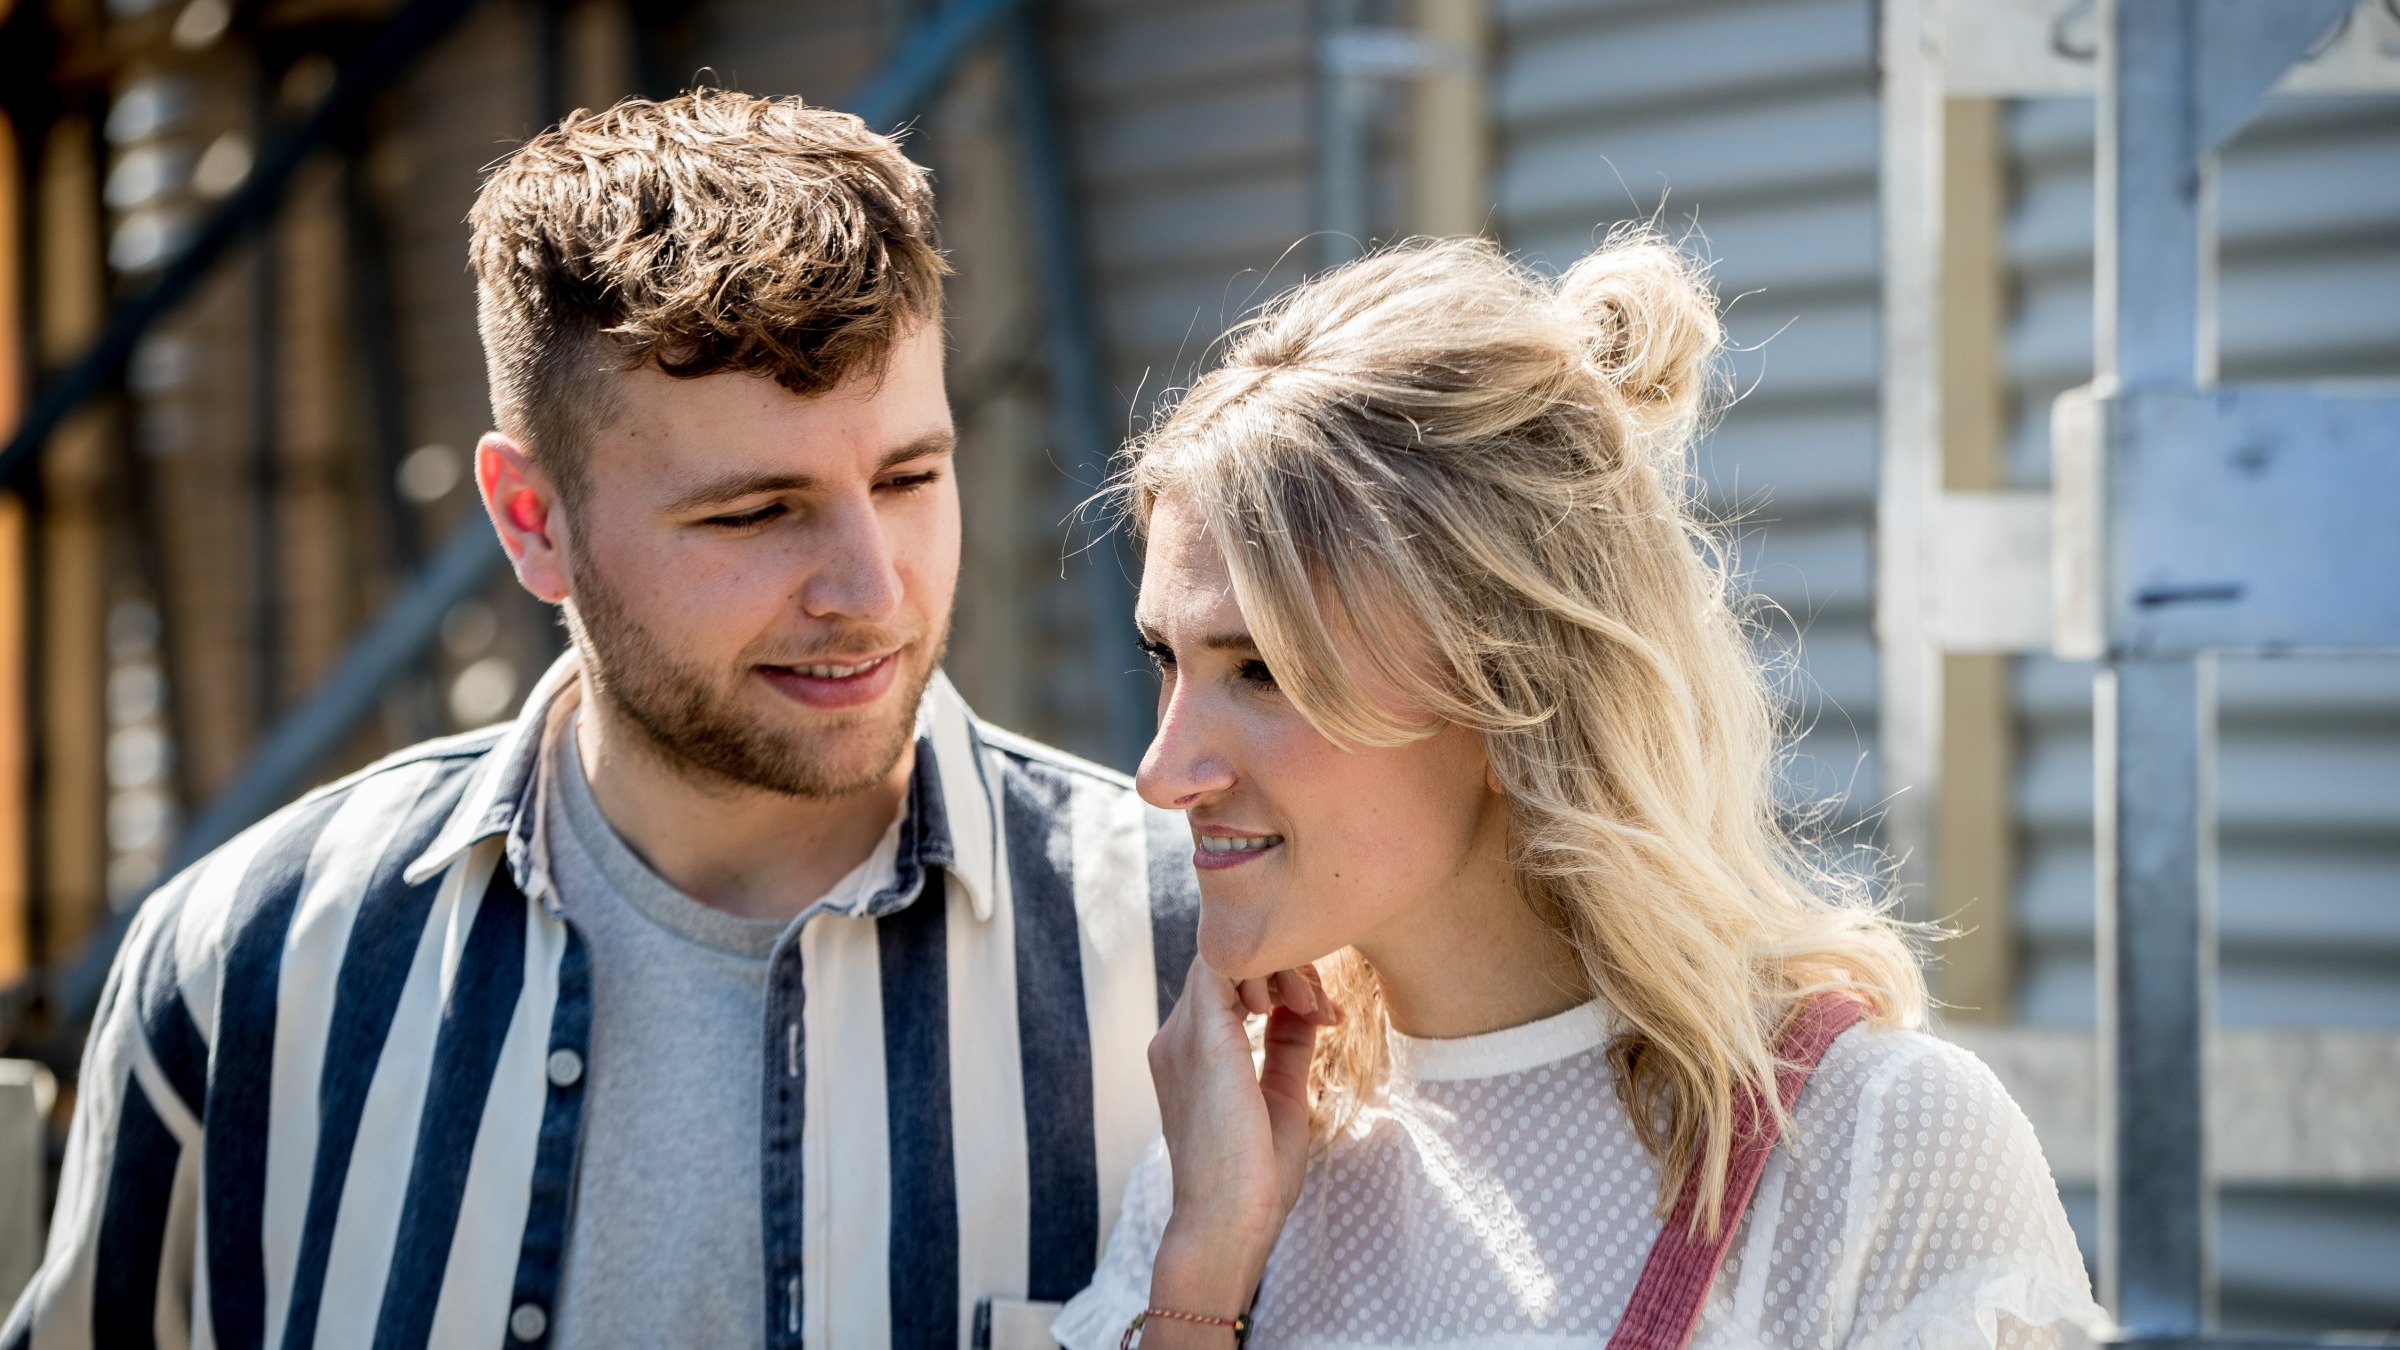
[662,471,818,512]
[660,431,957,513]
[874,429,956,472]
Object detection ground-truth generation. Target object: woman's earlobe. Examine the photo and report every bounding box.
[1485,761,1506,796]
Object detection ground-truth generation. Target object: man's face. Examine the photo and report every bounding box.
[553,325,959,797]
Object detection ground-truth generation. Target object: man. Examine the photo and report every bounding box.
[5,90,1194,1350]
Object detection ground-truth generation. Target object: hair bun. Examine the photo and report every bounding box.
[1555,232,1722,447]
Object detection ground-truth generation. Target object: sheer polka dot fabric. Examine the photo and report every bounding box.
[1054,1006,2108,1350]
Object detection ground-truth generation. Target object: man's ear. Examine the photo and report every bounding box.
[477,432,572,604]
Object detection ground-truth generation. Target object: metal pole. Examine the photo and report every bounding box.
[848,0,1022,131]
[1315,0,1373,269]
[2094,657,2217,1333]
[48,517,504,1030]
[252,75,286,723]
[1874,0,1943,929]
[2094,0,2212,1332]
[536,0,567,128]
[1005,2,1148,772]
[341,154,423,571]
[33,0,1033,1041]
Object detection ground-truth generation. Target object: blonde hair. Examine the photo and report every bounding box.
[1123,232,1925,1235]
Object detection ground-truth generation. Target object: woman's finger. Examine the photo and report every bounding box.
[1234,975,1275,1017]
[1265,965,1341,1026]
[1266,969,1314,1020]
[1257,1006,1319,1113]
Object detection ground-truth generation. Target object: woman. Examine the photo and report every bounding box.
[1054,234,2105,1350]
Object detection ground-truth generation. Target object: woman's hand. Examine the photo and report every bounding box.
[1142,958,1339,1339]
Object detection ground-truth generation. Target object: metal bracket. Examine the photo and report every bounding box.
[2053,384,2400,659]
[1939,0,2400,99]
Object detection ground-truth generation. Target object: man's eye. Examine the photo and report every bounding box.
[881,470,942,492]
[704,503,785,529]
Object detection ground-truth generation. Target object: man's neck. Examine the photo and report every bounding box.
[570,689,911,923]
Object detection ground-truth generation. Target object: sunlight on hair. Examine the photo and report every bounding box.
[1121,229,1928,1239]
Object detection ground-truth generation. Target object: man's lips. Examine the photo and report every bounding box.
[1192,828,1284,871]
[756,651,902,710]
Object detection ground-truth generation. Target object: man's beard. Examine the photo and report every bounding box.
[564,553,939,799]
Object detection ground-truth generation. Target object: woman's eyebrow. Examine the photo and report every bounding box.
[1199,631,1260,653]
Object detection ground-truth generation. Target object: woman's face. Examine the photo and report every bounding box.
[1133,493,1511,981]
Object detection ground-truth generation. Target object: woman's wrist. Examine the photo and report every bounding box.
[1145,1213,1269,1331]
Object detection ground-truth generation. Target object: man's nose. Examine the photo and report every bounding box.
[797,494,905,623]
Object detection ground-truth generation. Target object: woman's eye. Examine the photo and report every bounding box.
[1138,639,1176,673]
[1236,659,1279,690]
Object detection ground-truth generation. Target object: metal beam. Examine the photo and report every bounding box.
[2093,0,2212,1329]
[2054,386,2400,659]
[850,0,1023,132]
[1004,2,1149,772]
[2095,655,2217,1333]
[33,0,1028,1039]
[49,519,504,1028]
[1874,0,1945,929]
[0,0,486,489]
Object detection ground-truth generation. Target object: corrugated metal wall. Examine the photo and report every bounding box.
[1490,0,2400,1332]
[1062,0,1315,407]
[1493,0,1885,820]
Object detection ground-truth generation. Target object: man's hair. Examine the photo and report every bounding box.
[469,89,948,496]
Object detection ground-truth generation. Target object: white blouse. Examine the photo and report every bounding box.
[1054,1003,2110,1350]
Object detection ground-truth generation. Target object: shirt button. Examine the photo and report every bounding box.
[545,1048,583,1088]
[509,1302,548,1341]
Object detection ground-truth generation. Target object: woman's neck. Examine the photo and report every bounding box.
[1351,828,1591,1040]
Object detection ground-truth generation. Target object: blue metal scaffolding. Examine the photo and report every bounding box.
[5,0,1145,1048]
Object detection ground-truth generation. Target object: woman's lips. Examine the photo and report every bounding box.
[756,651,901,710]
[1192,830,1284,871]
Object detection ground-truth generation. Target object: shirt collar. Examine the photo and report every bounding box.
[404,648,1002,923]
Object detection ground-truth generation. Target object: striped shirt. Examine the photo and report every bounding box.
[3,653,1198,1350]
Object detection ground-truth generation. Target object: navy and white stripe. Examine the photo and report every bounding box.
[3,652,1196,1350]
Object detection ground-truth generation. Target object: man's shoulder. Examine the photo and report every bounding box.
[131,726,508,980]
[972,720,1136,794]
[967,719,1194,903]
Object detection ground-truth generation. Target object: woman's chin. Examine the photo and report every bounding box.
[1198,909,1339,983]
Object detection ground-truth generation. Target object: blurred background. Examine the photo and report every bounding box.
[0,0,2393,1334]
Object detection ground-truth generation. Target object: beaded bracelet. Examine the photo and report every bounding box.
[1118,1307,1252,1348]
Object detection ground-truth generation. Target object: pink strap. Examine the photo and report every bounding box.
[1604,994,1869,1350]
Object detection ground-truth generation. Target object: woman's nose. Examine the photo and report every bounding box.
[1136,677,1236,811]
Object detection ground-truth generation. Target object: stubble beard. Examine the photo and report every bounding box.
[564,552,941,800]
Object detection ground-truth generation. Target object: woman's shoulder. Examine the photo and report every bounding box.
[1730,1022,2111,1347]
[1787,1020,2046,1167]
